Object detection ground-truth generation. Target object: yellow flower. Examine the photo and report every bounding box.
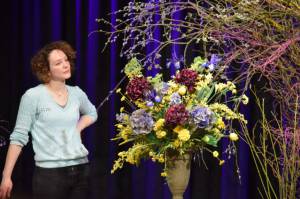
[205,73,213,82]
[178,129,190,141]
[173,140,181,148]
[241,94,249,105]
[219,160,225,165]
[158,156,165,163]
[116,124,123,129]
[120,107,125,112]
[215,83,227,92]
[121,96,126,101]
[232,89,237,94]
[173,125,184,133]
[229,132,239,141]
[116,88,121,93]
[161,172,167,177]
[202,135,210,143]
[215,118,225,129]
[149,151,154,156]
[153,119,165,131]
[226,81,236,90]
[178,86,187,95]
[118,151,126,157]
[156,130,166,139]
[212,151,219,158]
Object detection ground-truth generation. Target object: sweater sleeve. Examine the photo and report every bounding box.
[10,92,36,146]
[75,86,98,122]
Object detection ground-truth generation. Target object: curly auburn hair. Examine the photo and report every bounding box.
[31,41,76,83]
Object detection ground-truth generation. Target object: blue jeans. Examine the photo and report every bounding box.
[32,163,90,199]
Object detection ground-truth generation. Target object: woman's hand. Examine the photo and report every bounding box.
[0,177,13,199]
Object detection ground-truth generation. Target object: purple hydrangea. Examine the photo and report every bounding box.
[170,92,182,105]
[190,106,215,128]
[156,82,169,95]
[130,109,154,135]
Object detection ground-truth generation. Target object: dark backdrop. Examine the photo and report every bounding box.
[0,1,266,199]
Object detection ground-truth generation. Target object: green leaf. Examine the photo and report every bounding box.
[202,135,220,147]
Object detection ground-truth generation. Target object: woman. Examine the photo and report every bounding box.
[0,41,98,199]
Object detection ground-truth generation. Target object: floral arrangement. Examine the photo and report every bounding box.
[111,55,248,176]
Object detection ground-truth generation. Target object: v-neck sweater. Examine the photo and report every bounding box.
[10,84,98,168]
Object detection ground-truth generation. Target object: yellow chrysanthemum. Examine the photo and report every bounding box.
[178,86,187,95]
[173,140,181,148]
[156,130,166,139]
[153,118,165,131]
[178,129,190,141]
[173,125,184,133]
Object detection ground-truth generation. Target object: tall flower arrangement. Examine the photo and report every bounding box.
[111,56,248,176]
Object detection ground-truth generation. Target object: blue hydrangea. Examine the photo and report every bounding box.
[170,92,182,105]
[190,106,215,128]
[130,109,154,134]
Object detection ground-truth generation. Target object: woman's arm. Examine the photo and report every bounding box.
[76,115,95,133]
[0,144,22,199]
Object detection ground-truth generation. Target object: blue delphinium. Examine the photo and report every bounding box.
[190,106,215,128]
[130,109,154,134]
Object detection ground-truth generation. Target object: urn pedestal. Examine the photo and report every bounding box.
[166,154,191,199]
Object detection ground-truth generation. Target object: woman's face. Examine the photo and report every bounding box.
[48,49,71,82]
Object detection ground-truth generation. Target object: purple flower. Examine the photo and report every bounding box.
[190,106,215,128]
[166,54,184,69]
[130,109,154,135]
[143,89,156,101]
[154,96,162,103]
[146,101,154,107]
[170,93,182,105]
[157,82,169,95]
[202,54,221,71]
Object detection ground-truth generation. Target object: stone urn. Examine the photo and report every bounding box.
[166,153,191,199]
